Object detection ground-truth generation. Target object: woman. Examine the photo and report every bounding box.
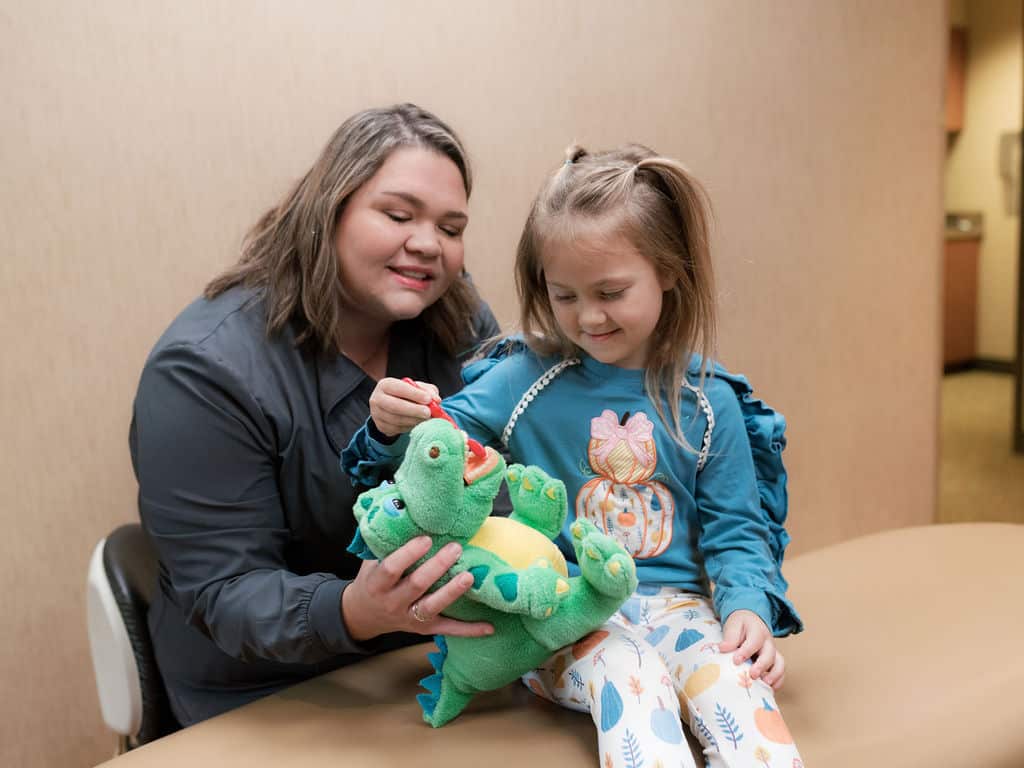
[130,104,499,726]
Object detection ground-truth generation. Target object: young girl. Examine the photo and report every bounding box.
[344,144,804,767]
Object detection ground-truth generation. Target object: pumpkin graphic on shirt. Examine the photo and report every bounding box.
[575,409,675,559]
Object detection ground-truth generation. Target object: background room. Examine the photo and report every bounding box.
[941,0,1024,523]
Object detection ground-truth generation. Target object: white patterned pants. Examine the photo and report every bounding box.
[522,588,804,768]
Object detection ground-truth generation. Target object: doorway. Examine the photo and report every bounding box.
[940,0,1024,524]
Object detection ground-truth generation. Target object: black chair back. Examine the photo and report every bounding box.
[103,524,180,745]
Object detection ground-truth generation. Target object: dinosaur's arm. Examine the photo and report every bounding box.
[451,548,569,619]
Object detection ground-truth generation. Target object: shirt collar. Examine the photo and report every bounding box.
[316,346,366,420]
[315,319,426,418]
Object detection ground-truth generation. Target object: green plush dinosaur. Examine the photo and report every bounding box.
[349,417,637,727]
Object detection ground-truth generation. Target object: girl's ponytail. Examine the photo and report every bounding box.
[635,157,716,369]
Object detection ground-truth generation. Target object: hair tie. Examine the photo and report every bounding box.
[564,145,587,166]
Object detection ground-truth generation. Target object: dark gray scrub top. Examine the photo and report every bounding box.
[129,285,499,725]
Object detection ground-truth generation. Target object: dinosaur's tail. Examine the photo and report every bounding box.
[416,635,448,721]
[416,636,473,727]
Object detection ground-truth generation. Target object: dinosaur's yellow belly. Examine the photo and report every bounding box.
[468,517,569,577]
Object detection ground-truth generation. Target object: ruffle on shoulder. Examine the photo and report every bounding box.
[460,335,533,385]
[710,363,790,560]
[700,359,802,634]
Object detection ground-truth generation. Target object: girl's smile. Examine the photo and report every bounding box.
[583,328,620,342]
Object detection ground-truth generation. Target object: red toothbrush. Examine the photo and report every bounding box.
[402,377,485,458]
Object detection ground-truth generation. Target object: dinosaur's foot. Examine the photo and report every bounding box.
[519,563,572,619]
[506,463,567,540]
[570,519,637,601]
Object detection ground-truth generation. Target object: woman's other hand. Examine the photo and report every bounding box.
[369,377,440,436]
[341,534,493,641]
[719,609,786,690]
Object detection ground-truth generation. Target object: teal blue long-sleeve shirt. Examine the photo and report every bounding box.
[343,347,801,637]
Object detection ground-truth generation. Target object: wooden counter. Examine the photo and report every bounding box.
[943,236,980,367]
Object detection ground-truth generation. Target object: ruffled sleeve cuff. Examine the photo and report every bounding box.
[716,585,804,638]
[767,590,804,636]
[340,420,410,487]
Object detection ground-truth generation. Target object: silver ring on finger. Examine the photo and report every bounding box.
[410,601,431,623]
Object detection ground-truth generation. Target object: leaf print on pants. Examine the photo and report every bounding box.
[620,728,643,768]
[715,702,745,749]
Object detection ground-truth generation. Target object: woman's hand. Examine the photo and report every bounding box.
[341,534,493,642]
[719,609,786,690]
[369,377,440,437]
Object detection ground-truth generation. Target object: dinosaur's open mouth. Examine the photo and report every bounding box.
[463,440,499,485]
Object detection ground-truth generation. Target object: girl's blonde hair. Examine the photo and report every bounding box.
[515,143,717,443]
[205,103,479,357]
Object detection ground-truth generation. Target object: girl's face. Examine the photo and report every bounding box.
[334,146,468,334]
[542,231,672,369]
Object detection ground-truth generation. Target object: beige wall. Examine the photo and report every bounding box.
[945,0,1022,361]
[1,2,944,765]
[950,0,969,26]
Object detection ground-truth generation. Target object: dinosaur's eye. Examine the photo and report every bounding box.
[384,497,406,517]
[429,445,440,459]
[380,479,394,486]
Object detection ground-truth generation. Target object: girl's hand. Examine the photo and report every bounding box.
[341,535,493,641]
[719,609,786,690]
[369,377,440,437]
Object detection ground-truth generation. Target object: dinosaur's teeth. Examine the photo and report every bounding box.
[463,444,498,485]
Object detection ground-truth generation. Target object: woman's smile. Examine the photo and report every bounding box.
[388,265,436,290]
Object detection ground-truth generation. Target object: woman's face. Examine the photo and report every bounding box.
[334,146,468,333]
